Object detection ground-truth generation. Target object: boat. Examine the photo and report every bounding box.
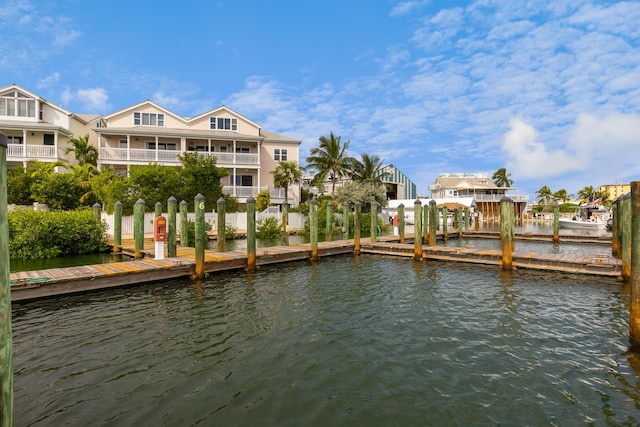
[558,205,611,230]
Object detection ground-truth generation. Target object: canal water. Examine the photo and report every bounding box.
[12,253,639,425]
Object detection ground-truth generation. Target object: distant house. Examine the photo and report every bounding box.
[598,183,630,201]
[429,172,529,221]
[0,84,302,207]
[376,164,417,200]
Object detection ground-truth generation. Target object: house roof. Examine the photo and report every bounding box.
[434,176,499,190]
[260,130,301,145]
[0,83,72,116]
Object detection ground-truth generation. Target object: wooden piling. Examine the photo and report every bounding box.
[429,200,437,246]
[621,193,632,281]
[500,196,514,270]
[217,198,226,252]
[441,207,448,241]
[414,199,423,261]
[423,201,429,244]
[552,202,560,243]
[464,207,470,230]
[326,201,333,242]
[342,205,349,240]
[155,201,162,218]
[398,203,405,244]
[354,202,361,255]
[180,200,188,247]
[310,198,319,261]
[630,182,640,350]
[246,196,257,272]
[134,199,145,259]
[283,203,290,245]
[167,196,177,258]
[612,197,621,258]
[113,201,122,254]
[370,201,378,242]
[457,208,463,238]
[0,132,14,427]
[194,194,205,279]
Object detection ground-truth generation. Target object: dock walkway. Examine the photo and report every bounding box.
[10,233,621,302]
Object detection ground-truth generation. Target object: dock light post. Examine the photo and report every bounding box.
[354,202,361,255]
[429,200,437,246]
[414,199,423,261]
[179,200,188,247]
[217,198,226,252]
[246,196,257,272]
[194,194,205,279]
[134,199,145,259]
[168,196,177,258]
[0,132,14,426]
[310,198,319,261]
[630,182,640,350]
[500,196,514,270]
[114,201,122,254]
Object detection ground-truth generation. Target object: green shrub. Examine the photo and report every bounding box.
[9,209,109,259]
[257,216,281,239]
[185,219,213,247]
[225,222,237,240]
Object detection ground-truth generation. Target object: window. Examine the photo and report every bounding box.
[134,112,165,126]
[231,175,254,186]
[7,135,23,144]
[219,145,227,152]
[274,149,288,161]
[236,147,250,153]
[119,140,128,148]
[147,142,176,150]
[210,117,238,131]
[43,134,54,146]
[0,92,35,118]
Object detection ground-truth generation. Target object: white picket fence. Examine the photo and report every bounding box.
[101,210,307,237]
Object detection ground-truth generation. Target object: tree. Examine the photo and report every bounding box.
[178,152,228,210]
[305,132,353,194]
[128,164,183,210]
[492,168,513,187]
[333,181,388,212]
[535,185,553,205]
[552,189,572,203]
[271,161,302,205]
[256,190,271,212]
[577,185,596,204]
[7,166,35,205]
[348,153,386,188]
[65,134,98,166]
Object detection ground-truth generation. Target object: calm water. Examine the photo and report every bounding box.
[12,255,640,426]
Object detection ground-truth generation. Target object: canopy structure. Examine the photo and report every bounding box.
[385,197,476,210]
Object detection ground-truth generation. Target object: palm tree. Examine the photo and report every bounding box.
[577,185,596,204]
[305,132,353,194]
[65,134,98,166]
[348,153,386,188]
[535,185,553,205]
[552,189,573,203]
[491,168,513,187]
[270,161,302,204]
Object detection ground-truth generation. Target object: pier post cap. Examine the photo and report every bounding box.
[310,198,317,206]
[180,200,188,206]
[114,201,122,207]
[217,197,226,204]
[355,201,361,207]
[429,199,437,206]
[168,196,177,203]
[135,198,145,205]
[623,193,632,200]
[195,193,204,201]
[499,196,514,203]
[414,198,421,206]
[0,131,6,148]
[247,196,255,203]
[155,201,162,207]
[399,203,404,208]
[93,202,101,208]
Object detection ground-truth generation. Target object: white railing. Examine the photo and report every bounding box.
[100,148,258,165]
[235,153,259,165]
[8,144,56,159]
[223,186,265,198]
[270,188,285,200]
[472,193,529,203]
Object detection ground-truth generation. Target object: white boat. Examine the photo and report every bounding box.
[558,206,610,230]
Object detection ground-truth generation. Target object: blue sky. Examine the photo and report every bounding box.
[2,0,639,199]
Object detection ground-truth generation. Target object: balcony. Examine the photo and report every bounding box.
[100,148,259,166]
[223,186,265,199]
[8,144,56,159]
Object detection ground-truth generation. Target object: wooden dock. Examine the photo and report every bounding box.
[9,233,621,302]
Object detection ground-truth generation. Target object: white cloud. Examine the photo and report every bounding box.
[390,1,430,17]
[61,87,110,112]
[37,72,60,88]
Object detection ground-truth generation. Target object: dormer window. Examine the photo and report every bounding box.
[0,90,36,118]
[134,112,165,126]
[210,117,237,131]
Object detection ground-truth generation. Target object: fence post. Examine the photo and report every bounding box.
[0,132,14,427]
[194,194,205,279]
[310,198,319,261]
[113,201,122,254]
[217,198,226,252]
[500,196,514,270]
[167,196,177,258]
[134,199,145,259]
[180,200,188,247]
[354,202,361,255]
[246,197,257,272]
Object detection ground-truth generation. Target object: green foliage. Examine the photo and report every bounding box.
[256,190,271,212]
[177,152,228,211]
[333,181,387,211]
[223,194,238,213]
[184,219,213,247]
[9,209,109,259]
[30,172,87,210]
[66,134,98,166]
[225,222,237,240]
[257,216,281,239]
[271,161,302,204]
[128,164,183,209]
[7,167,34,205]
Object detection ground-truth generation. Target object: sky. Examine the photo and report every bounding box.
[2,0,639,200]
